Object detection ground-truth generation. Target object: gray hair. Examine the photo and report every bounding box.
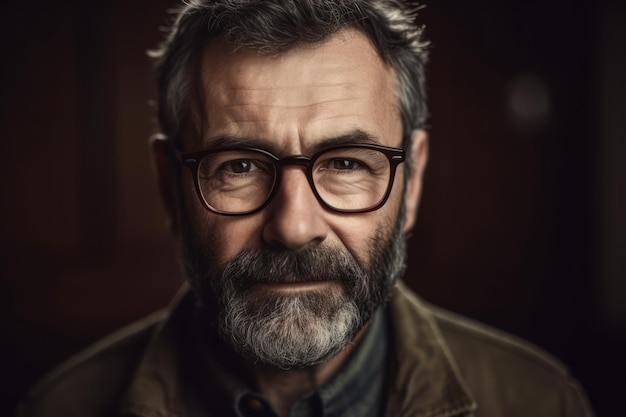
[151,0,429,170]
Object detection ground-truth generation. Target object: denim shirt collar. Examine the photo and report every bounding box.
[318,306,387,417]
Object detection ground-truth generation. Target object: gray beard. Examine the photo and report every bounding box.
[181,217,406,370]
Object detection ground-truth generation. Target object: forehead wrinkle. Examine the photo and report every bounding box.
[219,83,362,109]
[204,95,395,152]
[219,97,364,110]
[210,93,371,136]
[223,79,359,91]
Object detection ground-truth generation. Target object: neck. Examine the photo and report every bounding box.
[251,321,371,417]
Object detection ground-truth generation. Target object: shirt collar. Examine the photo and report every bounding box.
[318,306,387,417]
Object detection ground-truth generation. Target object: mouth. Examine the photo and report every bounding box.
[254,281,340,294]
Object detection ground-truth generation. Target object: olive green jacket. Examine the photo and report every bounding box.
[19,282,595,417]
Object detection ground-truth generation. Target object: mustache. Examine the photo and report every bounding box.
[220,246,364,290]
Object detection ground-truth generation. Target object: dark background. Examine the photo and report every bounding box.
[1,1,624,415]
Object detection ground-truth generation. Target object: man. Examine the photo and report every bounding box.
[19,1,594,416]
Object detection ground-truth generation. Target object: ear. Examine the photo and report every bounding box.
[403,129,428,233]
[150,134,181,234]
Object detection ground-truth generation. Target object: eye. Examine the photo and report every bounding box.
[221,159,262,173]
[329,159,363,170]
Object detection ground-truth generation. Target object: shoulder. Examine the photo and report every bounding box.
[18,310,165,417]
[391,283,595,416]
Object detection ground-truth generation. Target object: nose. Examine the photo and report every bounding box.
[262,167,328,250]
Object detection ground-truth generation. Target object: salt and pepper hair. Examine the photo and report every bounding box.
[151,0,428,171]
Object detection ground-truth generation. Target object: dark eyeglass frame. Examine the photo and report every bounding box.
[175,143,405,216]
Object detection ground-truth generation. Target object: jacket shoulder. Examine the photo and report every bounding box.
[18,310,165,417]
[429,304,594,416]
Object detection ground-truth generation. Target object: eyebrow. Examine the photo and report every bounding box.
[308,130,382,154]
[203,129,383,156]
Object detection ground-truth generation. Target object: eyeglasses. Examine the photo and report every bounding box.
[175,144,405,215]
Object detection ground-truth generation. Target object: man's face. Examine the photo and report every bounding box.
[175,30,418,368]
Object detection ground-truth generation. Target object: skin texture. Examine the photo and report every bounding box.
[152,29,428,417]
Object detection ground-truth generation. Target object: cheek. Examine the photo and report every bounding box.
[181,177,265,266]
[327,201,400,265]
[213,218,265,265]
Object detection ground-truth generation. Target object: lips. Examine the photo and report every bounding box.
[254,281,339,292]
[253,273,332,284]
[244,275,343,296]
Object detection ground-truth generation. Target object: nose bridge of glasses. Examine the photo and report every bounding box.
[272,155,320,207]
[276,155,312,169]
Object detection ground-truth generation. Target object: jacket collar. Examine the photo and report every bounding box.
[119,282,476,417]
[119,285,189,417]
[386,282,476,417]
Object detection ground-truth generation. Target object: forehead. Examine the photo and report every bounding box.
[194,29,402,153]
